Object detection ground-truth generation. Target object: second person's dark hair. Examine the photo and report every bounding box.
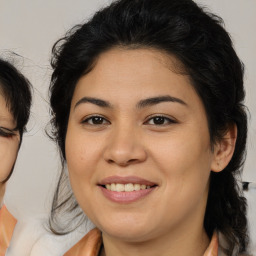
[0,58,32,140]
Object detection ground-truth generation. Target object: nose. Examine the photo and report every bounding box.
[103,126,147,166]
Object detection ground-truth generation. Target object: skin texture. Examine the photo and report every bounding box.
[65,48,237,256]
[0,92,19,204]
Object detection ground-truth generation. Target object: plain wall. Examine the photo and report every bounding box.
[0,0,255,219]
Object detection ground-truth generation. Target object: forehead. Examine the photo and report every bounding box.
[89,47,186,82]
[71,47,200,108]
[0,92,15,127]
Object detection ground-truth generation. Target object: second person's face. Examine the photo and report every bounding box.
[65,47,217,243]
[0,92,20,201]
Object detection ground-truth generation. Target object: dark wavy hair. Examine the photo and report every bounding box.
[49,0,248,254]
[0,58,32,182]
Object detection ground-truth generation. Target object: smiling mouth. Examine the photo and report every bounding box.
[101,183,156,192]
[98,176,158,202]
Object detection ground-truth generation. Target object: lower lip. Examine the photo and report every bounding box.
[99,186,156,203]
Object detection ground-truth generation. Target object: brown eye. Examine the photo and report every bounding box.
[146,116,176,126]
[152,116,165,125]
[82,116,109,125]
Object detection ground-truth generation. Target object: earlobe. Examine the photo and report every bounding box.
[211,123,237,173]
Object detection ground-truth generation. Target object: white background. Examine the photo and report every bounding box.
[0,0,255,219]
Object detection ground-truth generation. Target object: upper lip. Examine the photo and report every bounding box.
[99,176,157,186]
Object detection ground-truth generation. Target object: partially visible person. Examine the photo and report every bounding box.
[0,58,31,256]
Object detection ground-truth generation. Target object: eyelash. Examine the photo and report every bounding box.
[82,115,110,125]
[145,115,177,126]
[81,115,176,126]
[0,127,16,138]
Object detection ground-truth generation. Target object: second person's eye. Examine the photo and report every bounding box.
[0,126,16,138]
[82,115,109,125]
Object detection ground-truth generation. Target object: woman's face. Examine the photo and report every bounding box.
[0,92,20,185]
[65,48,218,242]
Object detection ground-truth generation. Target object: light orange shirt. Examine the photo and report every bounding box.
[0,205,17,256]
[64,228,219,256]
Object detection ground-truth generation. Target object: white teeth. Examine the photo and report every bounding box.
[110,183,116,191]
[141,185,146,190]
[105,183,152,192]
[125,183,134,192]
[134,184,141,191]
[116,184,125,192]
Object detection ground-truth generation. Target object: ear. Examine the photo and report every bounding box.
[211,123,237,173]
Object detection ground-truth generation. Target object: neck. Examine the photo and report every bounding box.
[0,183,6,208]
[101,226,210,256]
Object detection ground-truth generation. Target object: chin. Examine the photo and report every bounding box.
[104,228,153,242]
[96,215,156,242]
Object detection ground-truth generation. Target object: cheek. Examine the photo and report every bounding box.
[0,139,19,182]
[65,131,104,218]
[146,136,211,230]
[65,125,104,203]
[150,128,212,200]
[65,131,100,176]
[65,131,91,209]
[152,128,212,172]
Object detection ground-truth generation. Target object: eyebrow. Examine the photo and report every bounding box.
[74,97,112,109]
[74,95,187,109]
[137,95,187,108]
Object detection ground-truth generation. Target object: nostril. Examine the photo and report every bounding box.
[106,158,145,167]
[120,158,140,166]
[127,158,140,163]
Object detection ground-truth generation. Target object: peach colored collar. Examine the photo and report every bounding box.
[64,228,102,256]
[64,228,219,256]
[0,205,17,256]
